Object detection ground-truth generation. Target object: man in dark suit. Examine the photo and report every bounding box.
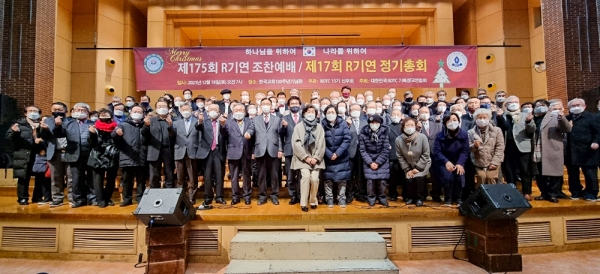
[387,109,403,201]
[280,96,302,204]
[418,106,443,202]
[347,103,368,203]
[221,103,253,205]
[197,103,227,205]
[142,99,175,189]
[276,92,289,116]
[53,102,95,208]
[172,103,200,204]
[245,98,284,205]
[216,89,232,115]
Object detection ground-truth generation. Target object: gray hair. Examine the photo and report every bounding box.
[179,102,192,109]
[548,99,563,107]
[506,95,519,102]
[473,108,492,119]
[567,98,585,108]
[73,102,90,112]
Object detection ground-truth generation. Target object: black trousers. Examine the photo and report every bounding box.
[536,162,562,198]
[149,147,174,188]
[32,172,52,202]
[406,176,427,201]
[443,174,463,202]
[70,155,94,203]
[429,154,442,199]
[203,149,225,200]
[567,165,599,198]
[461,160,476,200]
[16,160,34,202]
[347,155,365,200]
[121,166,146,204]
[257,154,280,200]
[388,160,403,199]
[92,167,118,203]
[366,179,387,204]
[285,155,300,199]
[229,157,252,200]
[504,140,533,194]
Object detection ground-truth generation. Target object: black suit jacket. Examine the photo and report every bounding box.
[196,118,227,161]
[388,122,402,160]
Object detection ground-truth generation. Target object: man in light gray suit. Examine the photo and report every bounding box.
[245,98,284,205]
[221,103,253,205]
[172,103,200,204]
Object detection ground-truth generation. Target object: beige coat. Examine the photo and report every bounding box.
[395,133,431,178]
[532,113,572,176]
[291,122,326,170]
[468,125,505,168]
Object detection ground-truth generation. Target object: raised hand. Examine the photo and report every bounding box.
[55,117,62,126]
[144,116,151,126]
[526,112,533,122]
[88,125,96,134]
[474,140,481,149]
[166,116,173,126]
[11,123,19,132]
[281,119,288,127]
[219,115,227,125]
[116,127,124,136]
[244,132,251,140]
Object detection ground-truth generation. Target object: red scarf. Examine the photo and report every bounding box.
[95,120,117,132]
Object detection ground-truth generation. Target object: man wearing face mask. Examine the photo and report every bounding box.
[140,95,153,115]
[112,105,147,207]
[417,106,443,202]
[381,94,392,115]
[182,89,198,111]
[387,109,404,201]
[530,99,571,203]
[240,90,251,107]
[221,103,253,205]
[330,91,342,106]
[108,96,121,112]
[217,89,232,115]
[171,103,200,204]
[424,91,437,114]
[408,104,420,120]
[565,98,600,201]
[437,90,447,104]
[245,98,284,205]
[142,98,175,190]
[346,103,368,203]
[460,89,471,101]
[172,96,184,119]
[276,92,288,116]
[494,91,507,109]
[387,88,397,101]
[193,95,206,117]
[280,97,303,204]
[355,93,366,107]
[197,104,227,206]
[476,88,487,100]
[112,103,127,125]
[124,96,137,113]
[53,102,95,208]
[364,90,374,103]
[358,115,390,207]
[401,91,415,115]
[341,86,353,103]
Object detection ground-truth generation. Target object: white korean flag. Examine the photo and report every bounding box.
[303,47,316,57]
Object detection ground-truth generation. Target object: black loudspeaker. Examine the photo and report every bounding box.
[134,188,196,226]
[459,184,531,220]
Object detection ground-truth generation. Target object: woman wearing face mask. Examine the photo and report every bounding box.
[321,105,352,208]
[433,113,470,206]
[87,108,119,208]
[336,102,348,119]
[359,114,391,207]
[467,108,505,188]
[89,111,99,122]
[7,106,52,205]
[291,105,326,212]
[396,118,431,207]
[530,99,572,203]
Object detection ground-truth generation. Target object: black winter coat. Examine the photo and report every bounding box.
[112,119,147,167]
[566,111,600,166]
[321,116,352,182]
[359,124,390,180]
[87,129,119,169]
[5,118,41,179]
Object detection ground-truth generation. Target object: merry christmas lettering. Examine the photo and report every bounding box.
[165,48,203,63]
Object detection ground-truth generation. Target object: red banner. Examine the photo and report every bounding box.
[134,46,477,91]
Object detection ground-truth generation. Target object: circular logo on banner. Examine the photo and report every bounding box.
[144,54,164,74]
[446,51,468,72]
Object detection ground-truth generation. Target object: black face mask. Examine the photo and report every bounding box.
[99,118,112,123]
[52,112,65,118]
[405,97,413,103]
[419,102,427,107]
[290,106,301,113]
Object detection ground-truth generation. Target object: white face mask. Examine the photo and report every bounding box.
[197,102,205,109]
[27,112,40,120]
[312,104,320,110]
[174,101,183,107]
[570,106,584,114]
[125,101,135,107]
[426,98,434,105]
[130,113,143,121]
[461,95,469,100]
[233,112,244,120]
[326,113,337,122]
[241,95,249,101]
[376,108,383,114]
[356,99,365,106]
[496,97,505,103]
[338,107,346,114]
[534,106,548,115]
[183,94,192,100]
[248,108,257,115]
[446,121,460,130]
[551,109,561,115]
[366,95,373,102]
[453,111,463,117]
[389,93,396,99]
[476,119,489,127]
[438,96,446,101]
[391,116,401,124]
[351,110,361,119]
[181,111,192,119]
[208,111,219,119]
[404,127,416,135]
[331,99,340,105]
[90,116,98,122]
[261,105,271,114]
[367,108,376,115]
[507,103,520,112]
[305,114,316,121]
[114,110,124,117]
[383,100,391,106]
[370,123,380,132]
[223,94,231,100]
[411,110,419,116]
[393,106,402,111]
[419,113,430,121]
[278,99,286,105]
[522,107,532,113]
[321,105,328,112]
[156,108,169,115]
[437,106,447,113]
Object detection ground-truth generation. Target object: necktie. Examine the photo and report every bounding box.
[293,114,298,124]
[185,119,190,133]
[355,120,359,133]
[424,122,429,135]
[264,115,269,124]
[211,120,217,150]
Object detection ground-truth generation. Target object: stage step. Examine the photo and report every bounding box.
[230,232,387,260]
[225,260,398,274]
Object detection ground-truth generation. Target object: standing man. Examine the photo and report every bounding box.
[221,103,253,205]
[417,106,443,202]
[54,103,95,208]
[140,95,153,114]
[387,109,403,201]
[197,104,227,205]
[142,98,175,189]
[182,89,198,111]
[565,98,600,201]
[172,103,200,204]
[276,92,288,116]
[113,103,127,125]
[245,98,284,205]
[280,96,303,204]
[217,89,233,115]
[401,91,415,115]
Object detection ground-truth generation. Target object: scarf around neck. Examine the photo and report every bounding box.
[302,117,318,149]
[402,131,419,143]
[95,120,117,132]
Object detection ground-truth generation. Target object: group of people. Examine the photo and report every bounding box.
[7,86,599,212]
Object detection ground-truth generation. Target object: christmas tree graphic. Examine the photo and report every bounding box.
[432,59,450,88]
